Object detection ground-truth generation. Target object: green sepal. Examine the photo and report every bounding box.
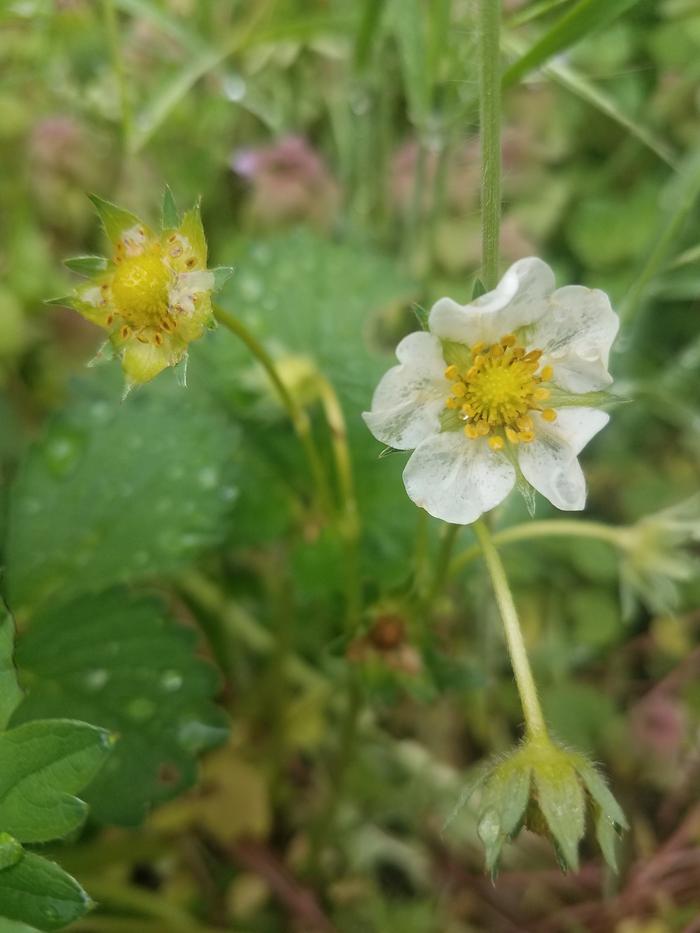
[43,296,73,308]
[501,439,536,517]
[573,756,628,829]
[594,807,619,872]
[211,266,235,292]
[532,756,585,872]
[88,194,143,246]
[441,339,472,370]
[0,835,22,872]
[411,304,429,330]
[178,199,207,265]
[471,277,486,299]
[548,388,629,410]
[63,256,109,277]
[161,186,179,229]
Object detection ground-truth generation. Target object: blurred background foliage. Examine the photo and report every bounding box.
[0,0,700,930]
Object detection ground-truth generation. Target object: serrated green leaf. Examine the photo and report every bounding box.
[533,759,585,871]
[0,604,22,730]
[0,852,91,932]
[503,0,640,88]
[88,195,145,247]
[0,836,22,872]
[0,720,112,843]
[63,256,109,277]
[5,373,238,611]
[161,186,179,229]
[13,589,228,826]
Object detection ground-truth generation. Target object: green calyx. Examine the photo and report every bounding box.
[461,734,627,877]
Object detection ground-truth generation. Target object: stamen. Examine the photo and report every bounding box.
[534,387,550,400]
[505,427,520,444]
[444,364,459,381]
[489,435,505,451]
[541,408,557,422]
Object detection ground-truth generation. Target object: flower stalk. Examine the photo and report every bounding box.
[478,0,502,290]
[212,303,332,516]
[473,519,546,737]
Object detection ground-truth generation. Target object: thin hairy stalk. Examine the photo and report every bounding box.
[101,0,132,148]
[473,520,547,737]
[424,522,461,607]
[451,518,624,574]
[478,0,502,289]
[213,303,332,514]
[317,375,362,631]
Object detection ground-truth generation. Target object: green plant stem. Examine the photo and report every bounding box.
[424,522,461,606]
[478,0,502,289]
[451,518,624,574]
[317,375,362,631]
[101,0,132,149]
[213,303,332,515]
[473,520,546,738]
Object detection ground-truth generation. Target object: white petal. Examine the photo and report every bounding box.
[429,257,555,347]
[517,408,609,511]
[528,286,619,392]
[403,432,515,524]
[362,332,448,450]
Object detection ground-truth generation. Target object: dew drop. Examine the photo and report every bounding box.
[197,466,218,489]
[43,427,84,478]
[127,697,156,722]
[160,670,183,692]
[239,274,262,300]
[84,669,109,691]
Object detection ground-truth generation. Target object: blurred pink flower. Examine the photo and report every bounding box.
[231,135,339,230]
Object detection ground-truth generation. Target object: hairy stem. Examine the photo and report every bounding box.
[473,520,546,738]
[213,303,332,515]
[479,0,502,289]
[451,518,624,574]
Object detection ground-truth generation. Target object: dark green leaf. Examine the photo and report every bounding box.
[5,373,239,611]
[0,852,91,932]
[13,589,228,826]
[0,720,112,843]
[0,604,22,730]
[0,836,22,872]
[503,0,641,89]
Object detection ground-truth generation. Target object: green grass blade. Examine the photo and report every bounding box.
[502,35,676,168]
[503,0,640,89]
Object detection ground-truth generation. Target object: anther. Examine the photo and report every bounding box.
[541,408,557,422]
[489,435,505,451]
[505,426,520,444]
[500,334,516,347]
[539,364,553,381]
[534,387,550,400]
[445,397,458,409]
[464,424,480,439]
[452,382,467,397]
[444,364,459,381]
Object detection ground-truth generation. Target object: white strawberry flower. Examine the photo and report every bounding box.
[363,258,619,524]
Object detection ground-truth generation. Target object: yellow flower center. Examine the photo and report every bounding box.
[111,248,171,325]
[444,335,556,450]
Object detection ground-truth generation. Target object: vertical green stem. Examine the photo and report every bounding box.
[478,0,502,289]
[101,0,132,150]
[317,375,362,632]
[213,304,332,516]
[473,520,547,737]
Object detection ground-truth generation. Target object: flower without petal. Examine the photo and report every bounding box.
[363,257,619,523]
[58,190,232,389]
